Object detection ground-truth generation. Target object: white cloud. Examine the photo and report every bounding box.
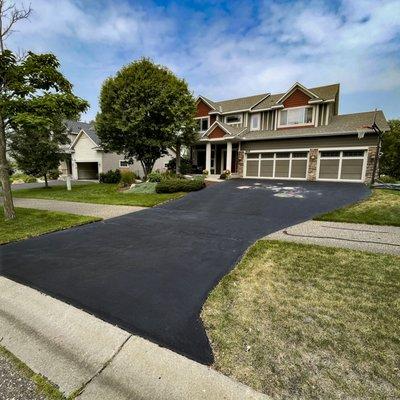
[5,0,400,118]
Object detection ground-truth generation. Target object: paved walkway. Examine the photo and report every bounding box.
[266,220,400,255]
[12,198,145,219]
[0,277,267,400]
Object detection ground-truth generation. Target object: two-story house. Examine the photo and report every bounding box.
[192,82,389,183]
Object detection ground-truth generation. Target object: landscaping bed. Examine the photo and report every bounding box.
[315,189,400,226]
[12,183,184,207]
[0,207,100,244]
[202,240,400,399]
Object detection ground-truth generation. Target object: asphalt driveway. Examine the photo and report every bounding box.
[0,179,370,364]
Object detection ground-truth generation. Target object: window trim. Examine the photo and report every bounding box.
[195,116,210,133]
[277,106,314,128]
[250,113,261,131]
[224,113,243,125]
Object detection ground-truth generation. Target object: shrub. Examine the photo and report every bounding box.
[378,175,398,183]
[99,169,121,183]
[155,178,205,193]
[120,170,136,186]
[48,169,60,180]
[219,169,231,180]
[24,175,37,183]
[202,170,209,176]
[148,171,164,182]
[167,157,193,174]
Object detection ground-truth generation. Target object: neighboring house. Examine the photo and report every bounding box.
[60,121,173,180]
[193,82,389,183]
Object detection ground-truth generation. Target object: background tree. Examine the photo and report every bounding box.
[10,120,69,187]
[96,58,197,178]
[380,119,400,180]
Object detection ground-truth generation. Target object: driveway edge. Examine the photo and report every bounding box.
[0,277,268,399]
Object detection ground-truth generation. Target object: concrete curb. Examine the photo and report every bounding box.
[0,277,268,399]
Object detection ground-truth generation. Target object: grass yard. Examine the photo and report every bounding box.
[202,240,400,399]
[13,183,184,207]
[315,189,400,226]
[0,207,100,244]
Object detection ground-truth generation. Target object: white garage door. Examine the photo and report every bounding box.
[245,151,308,180]
[317,150,366,182]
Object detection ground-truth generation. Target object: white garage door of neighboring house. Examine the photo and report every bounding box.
[77,162,99,180]
[245,151,309,180]
[317,149,366,182]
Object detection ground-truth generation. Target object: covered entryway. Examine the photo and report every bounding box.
[317,149,366,182]
[76,162,99,180]
[245,151,308,180]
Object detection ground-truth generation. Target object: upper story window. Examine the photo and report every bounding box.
[225,114,242,125]
[197,117,209,132]
[278,106,313,127]
[250,113,261,131]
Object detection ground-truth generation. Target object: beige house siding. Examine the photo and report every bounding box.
[71,133,102,179]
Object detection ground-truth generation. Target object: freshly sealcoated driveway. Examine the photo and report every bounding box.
[1,180,369,364]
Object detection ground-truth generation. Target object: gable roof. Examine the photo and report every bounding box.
[239,110,389,141]
[201,120,247,139]
[202,84,340,114]
[252,84,340,111]
[70,126,101,149]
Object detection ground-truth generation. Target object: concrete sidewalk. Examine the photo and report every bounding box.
[266,220,400,255]
[11,198,145,219]
[0,277,268,400]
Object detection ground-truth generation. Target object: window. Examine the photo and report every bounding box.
[279,107,313,127]
[250,113,260,131]
[225,114,242,124]
[292,152,308,158]
[343,150,364,157]
[197,117,209,132]
[119,160,133,167]
[320,151,340,158]
[276,152,291,158]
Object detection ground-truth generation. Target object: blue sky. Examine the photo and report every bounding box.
[8,0,400,121]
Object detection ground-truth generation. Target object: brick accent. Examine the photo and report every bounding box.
[208,126,226,139]
[307,148,318,181]
[365,146,378,183]
[196,99,212,117]
[283,89,310,108]
[237,150,245,177]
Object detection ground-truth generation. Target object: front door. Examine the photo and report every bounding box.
[221,148,238,173]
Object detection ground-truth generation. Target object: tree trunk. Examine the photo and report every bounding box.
[44,173,48,188]
[0,117,16,220]
[175,142,181,175]
[140,160,156,180]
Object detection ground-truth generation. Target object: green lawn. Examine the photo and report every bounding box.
[0,208,100,244]
[13,183,184,207]
[315,189,400,226]
[202,240,400,399]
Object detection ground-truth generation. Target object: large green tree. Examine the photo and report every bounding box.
[96,58,197,177]
[380,119,400,179]
[0,0,88,219]
[0,50,88,219]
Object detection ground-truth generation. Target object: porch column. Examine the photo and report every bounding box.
[205,142,211,172]
[226,141,232,172]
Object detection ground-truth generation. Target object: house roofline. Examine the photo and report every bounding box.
[69,129,99,150]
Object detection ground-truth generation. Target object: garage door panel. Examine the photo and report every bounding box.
[291,160,307,178]
[340,159,363,180]
[246,160,259,177]
[319,159,340,179]
[275,160,290,177]
[260,160,273,177]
